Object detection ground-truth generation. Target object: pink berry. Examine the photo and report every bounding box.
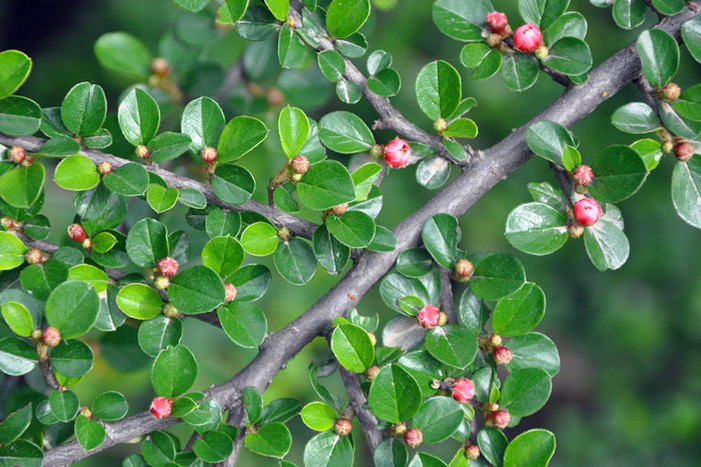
[465,444,480,460]
[150,57,171,77]
[67,224,87,242]
[455,259,474,279]
[417,305,441,329]
[98,161,112,176]
[513,23,542,53]
[383,137,411,168]
[290,155,309,175]
[200,147,218,163]
[365,365,380,381]
[25,248,45,265]
[150,397,172,419]
[492,346,513,365]
[486,12,510,36]
[573,198,602,227]
[451,377,476,403]
[135,145,149,159]
[572,164,594,187]
[404,428,423,448]
[330,203,348,216]
[7,146,26,165]
[334,417,352,436]
[224,283,237,302]
[674,141,694,162]
[661,83,681,102]
[158,257,179,278]
[490,409,511,429]
[42,327,61,347]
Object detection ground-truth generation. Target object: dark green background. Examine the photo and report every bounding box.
[1,0,700,465]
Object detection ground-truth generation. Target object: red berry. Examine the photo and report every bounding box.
[513,23,542,53]
[150,397,172,419]
[572,164,594,187]
[7,146,26,165]
[417,305,441,329]
[490,409,511,429]
[661,83,681,102]
[1,216,16,231]
[267,88,285,107]
[290,155,309,175]
[451,377,475,403]
[67,224,87,242]
[135,145,149,159]
[465,444,480,460]
[331,203,348,216]
[365,365,380,381]
[492,346,513,365]
[25,248,45,265]
[42,327,61,347]
[334,417,352,436]
[573,198,602,227]
[158,257,179,278]
[150,57,171,77]
[404,428,423,448]
[224,283,237,302]
[383,137,412,168]
[200,147,218,163]
[486,12,509,36]
[674,141,694,162]
[455,259,474,279]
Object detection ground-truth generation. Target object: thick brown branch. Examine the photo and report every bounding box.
[40,7,700,465]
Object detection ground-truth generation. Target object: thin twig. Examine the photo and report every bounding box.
[439,267,457,324]
[337,366,383,456]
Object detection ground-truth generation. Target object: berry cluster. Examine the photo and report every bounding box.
[485,12,548,59]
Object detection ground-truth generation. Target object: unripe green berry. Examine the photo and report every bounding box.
[433,118,448,133]
[135,145,149,159]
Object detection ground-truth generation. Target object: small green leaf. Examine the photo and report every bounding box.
[103,163,149,196]
[303,430,354,466]
[146,184,179,213]
[217,116,268,162]
[138,315,182,357]
[519,0,569,29]
[54,155,100,191]
[241,222,279,256]
[682,16,701,64]
[212,163,256,205]
[331,323,375,373]
[0,337,36,375]
[425,324,479,369]
[612,0,646,30]
[264,0,289,20]
[412,396,464,444]
[0,404,32,445]
[278,24,306,69]
[421,214,460,269]
[326,0,371,38]
[637,29,680,88]
[242,387,263,425]
[151,344,198,398]
[147,132,192,163]
[503,429,556,467]
[75,415,106,451]
[1,301,33,337]
[318,50,346,82]
[118,88,160,146]
[313,224,350,275]
[278,106,310,157]
[168,265,226,315]
[501,53,539,92]
[415,60,462,120]
[318,111,375,154]
[49,389,80,422]
[671,155,701,229]
[297,160,356,210]
[217,301,267,348]
[0,96,42,136]
[611,103,660,134]
[492,283,546,336]
[244,422,292,458]
[470,254,526,301]
[193,430,233,463]
[92,391,129,421]
[542,38,592,76]
[274,237,316,285]
[0,50,32,99]
[301,401,338,431]
[525,120,575,166]
[45,280,100,339]
[326,211,375,248]
[505,202,568,256]
[51,339,94,377]
[368,364,423,423]
[0,163,45,209]
[116,283,163,320]
[61,82,107,136]
[431,0,493,42]
[506,332,561,377]
[94,32,150,80]
[181,96,226,152]
[588,145,648,203]
[126,218,169,268]
[583,210,630,271]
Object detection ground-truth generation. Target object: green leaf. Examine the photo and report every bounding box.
[0,232,26,271]
[326,0,371,38]
[637,29,679,88]
[51,339,94,377]
[126,218,169,268]
[0,404,32,445]
[274,237,316,285]
[408,452,447,466]
[61,82,107,136]
[318,50,346,82]
[313,224,349,275]
[506,332,560,376]
[244,422,292,458]
[174,0,210,12]
[49,389,80,422]
[612,0,646,30]
[151,344,198,398]
[301,401,338,431]
[37,136,81,157]
[470,253,526,301]
[264,0,289,20]
[92,231,117,254]
[500,368,552,416]
[103,163,149,196]
[542,37,592,76]
[431,0,493,42]
[412,396,464,444]
[181,96,225,152]
[1,301,33,336]
[588,145,648,203]
[505,202,568,256]
[501,53,539,92]
[83,128,112,149]
[0,439,42,466]
[682,17,701,64]
[519,0,570,29]
[659,100,701,139]
[0,96,42,136]
[116,283,163,320]
[259,398,302,425]
[168,265,226,314]
[227,264,271,301]
[146,184,179,213]
[217,116,268,162]
[367,68,402,96]
[217,301,267,348]
[443,118,478,138]
[94,32,150,79]
[583,210,630,271]
[368,364,423,423]
[54,155,100,191]
[415,60,462,120]
[318,111,375,154]
[563,146,582,173]
[147,132,192,163]
[525,120,575,166]
[543,12,587,46]
[0,337,36,376]
[142,430,176,465]
[478,428,509,467]
[631,138,664,171]
[278,24,306,69]
[492,282,546,336]
[118,88,160,146]
[331,323,375,372]
[368,225,396,252]
[425,324,479,369]
[352,162,382,201]
[67,264,108,293]
[279,106,310,157]
[202,236,244,278]
[75,184,127,236]
[0,50,32,99]
[672,155,701,229]
[241,222,279,256]
[74,415,106,451]
[374,439,409,467]
[297,160,356,210]
[242,386,263,425]
[224,0,249,22]
[194,430,233,463]
[674,83,701,122]
[45,280,99,339]
[138,315,182,357]
[422,214,460,268]
[0,163,45,209]
[503,429,556,467]
[611,102,660,134]
[92,391,129,421]
[326,211,375,248]
[396,248,433,278]
[303,430,354,466]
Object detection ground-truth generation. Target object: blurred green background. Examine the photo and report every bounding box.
[1,0,700,465]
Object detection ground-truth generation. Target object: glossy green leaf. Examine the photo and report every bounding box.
[422,214,460,268]
[542,37,592,76]
[147,132,192,162]
[54,155,100,191]
[264,0,288,20]
[674,83,701,122]
[126,218,169,268]
[415,60,461,120]
[431,0,493,42]
[368,364,423,423]
[181,96,225,152]
[0,164,45,209]
[503,429,556,467]
[637,29,679,87]
[75,415,106,451]
[583,212,629,271]
[505,202,568,256]
[493,282,546,336]
[525,120,575,166]
[412,396,464,443]
[244,422,292,458]
[612,0,646,30]
[331,323,375,372]
[588,145,648,203]
[425,324,478,368]
[506,332,560,376]
[168,265,226,314]
[318,111,375,154]
[672,155,701,229]
[241,222,279,256]
[103,163,149,196]
[297,160,356,210]
[313,224,350,275]
[0,50,32,99]
[146,184,179,213]
[49,389,80,422]
[116,283,163,320]
[118,88,160,146]
[217,301,267,348]
[318,50,346,82]
[478,428,509,467]
[301,401,338,431]
[151,344,198,398]
[326,0,371,38]
[94,32,150,79]
[212,163,255,205]
[217,116,268,162]
[501,53,539,92]
[611,102,660,134]
[0,96,42,136]
[45,280,99,339]
[194,430,233,462]
[278,24,306,69]
[61,82,106,136]
[51,339,94,377]
[543,12,587,46]
[0,404,32,445]
[138,315,182,357]
[1,302,33,337]
[326,210,375,248]
[279,106,309,157]
[682,16,701,64]
[0,337,36,376]
[303,430,354,466]
[500,368,552,416]
[274,237,316,285]
[92,391,129,421]
[519,0,570,30]
[470,254,526,301]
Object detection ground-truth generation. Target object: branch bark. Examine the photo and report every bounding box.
[38,6,700,465]
[337,366,383,454]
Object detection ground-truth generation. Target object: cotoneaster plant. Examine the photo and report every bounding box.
[0,0,698,466]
